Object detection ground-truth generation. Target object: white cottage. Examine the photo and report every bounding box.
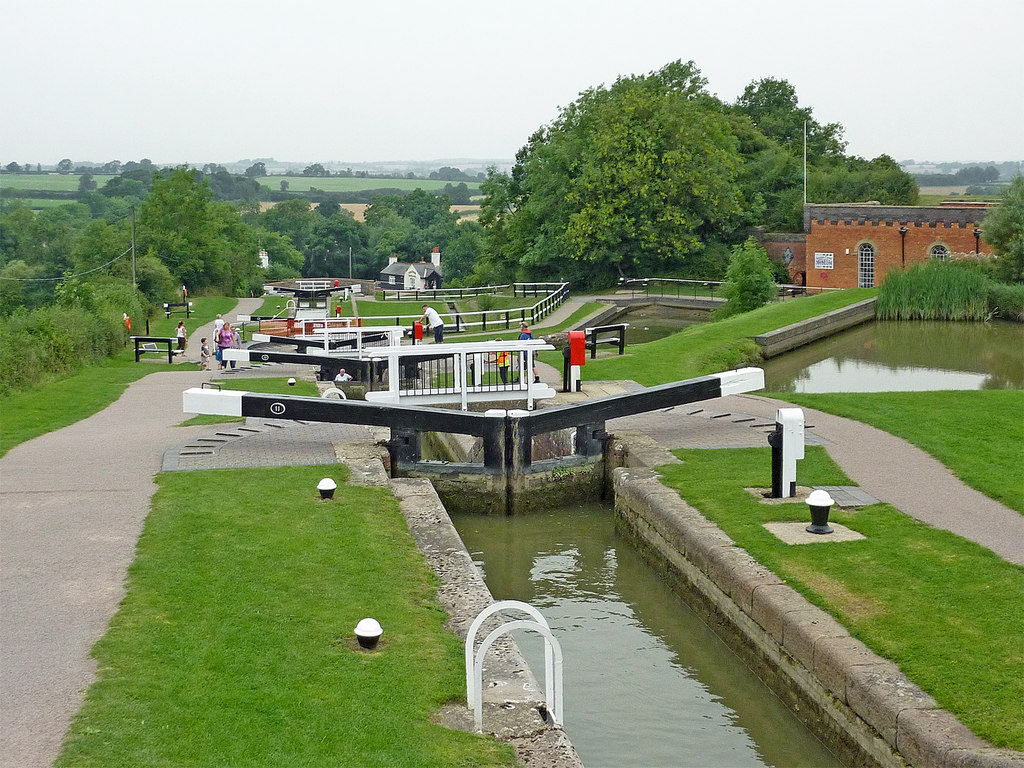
[379,247,443,290]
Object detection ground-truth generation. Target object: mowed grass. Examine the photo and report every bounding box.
[776,390,1024,514]
[56,466,515,768]
[657,447,1024,750]
[260,176,480,194]
[215,376,320,398]
[537,288,876,383]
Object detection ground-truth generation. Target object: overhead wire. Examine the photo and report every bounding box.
[0,246,133,282]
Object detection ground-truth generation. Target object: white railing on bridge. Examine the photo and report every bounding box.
[362,338,556,410]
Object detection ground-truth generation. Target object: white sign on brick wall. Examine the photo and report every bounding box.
[814,252,834,269]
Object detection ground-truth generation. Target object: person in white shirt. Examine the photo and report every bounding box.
[334,369,353,384]
[419,304,445,343]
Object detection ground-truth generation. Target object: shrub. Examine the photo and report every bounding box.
[718,237,776,317]
[986,282,1024,321]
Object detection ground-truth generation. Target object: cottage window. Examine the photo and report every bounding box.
[858,243,875,288]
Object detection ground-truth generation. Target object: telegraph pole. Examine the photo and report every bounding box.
[130,206,137,291]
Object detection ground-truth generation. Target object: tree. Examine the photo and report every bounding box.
[719,237,776,315]
[983,175,1024,282]
[479,60,746,287]
[78,174,97,193]
[56,158,73,174]
[302,163,329,177]
[5,162,22,173]
[280,180,289,191]
[259,198,317,254]
[734,78,845,161]
[244,161,267,178]
[138,169,257,291]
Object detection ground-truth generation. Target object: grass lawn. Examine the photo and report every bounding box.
[56,466,515,768]
[215,376,321,398]
[536,289,876,381]
[0,297,240,457]
[656,447,1024,750]
[776,390,1024,514]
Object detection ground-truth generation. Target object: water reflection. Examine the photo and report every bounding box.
[453,506,841,768]
[763,320,1024,393]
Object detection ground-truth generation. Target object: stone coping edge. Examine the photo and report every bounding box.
[613,465,1023,768]
[384,469,584,768]
[754,297,877,358]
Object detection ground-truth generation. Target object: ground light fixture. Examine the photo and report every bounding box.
[354,618,383,649]
[287,377,296,386]
[317,477,337,500]
[806,489,835,534]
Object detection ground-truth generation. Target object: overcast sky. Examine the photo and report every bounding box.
[3,0,1022,167]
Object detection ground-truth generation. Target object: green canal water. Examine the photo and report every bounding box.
[452,505,842,768]
[761,319,1024,393]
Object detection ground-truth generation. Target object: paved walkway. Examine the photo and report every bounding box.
[0,299,263,768]
[3,301,1021,767]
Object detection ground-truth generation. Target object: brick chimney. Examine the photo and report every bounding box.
[430,246,441,267]
[388,253,398,265]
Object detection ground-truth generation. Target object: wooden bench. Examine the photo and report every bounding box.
[131,336,177,363]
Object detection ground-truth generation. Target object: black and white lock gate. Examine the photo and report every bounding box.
[184,367,764,475]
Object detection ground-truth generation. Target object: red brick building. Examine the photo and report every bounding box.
[765,203,991,290]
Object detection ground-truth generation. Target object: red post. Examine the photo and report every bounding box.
[568,331,586,367]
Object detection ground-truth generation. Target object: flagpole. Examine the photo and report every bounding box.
[803,120,808,205]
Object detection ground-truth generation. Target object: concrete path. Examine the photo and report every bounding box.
[0,299,260,768]
[611,392,1024,566]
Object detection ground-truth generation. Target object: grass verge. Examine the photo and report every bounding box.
[214,376,321,398]
[56,466,514,767]
[536,289,876,383]
[656,447,1024,750]
[775,390,1024,514]
[0,298,242,457]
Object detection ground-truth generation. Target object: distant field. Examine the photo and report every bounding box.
[257,201,480,220]
[0,173,115,191]
[259,176,479,194]
[918,185,970,195]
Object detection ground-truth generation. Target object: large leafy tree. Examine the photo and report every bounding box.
[983,175,1024,282]
[138,168,258,292]
[479,60,747,288]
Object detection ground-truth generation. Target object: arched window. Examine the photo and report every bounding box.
[930,244,949,261]
[858,243,875,288]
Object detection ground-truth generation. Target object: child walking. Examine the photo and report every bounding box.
[200,337,211,370]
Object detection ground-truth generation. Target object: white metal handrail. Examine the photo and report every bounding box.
[465,601,553,711]
[466,602,563,731]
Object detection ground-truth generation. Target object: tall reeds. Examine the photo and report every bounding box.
[877,261,992,321]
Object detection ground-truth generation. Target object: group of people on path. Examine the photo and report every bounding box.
[211,315,240,370]
[174,314,239,371]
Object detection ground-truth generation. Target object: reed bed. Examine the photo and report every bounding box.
[878,261,992,321]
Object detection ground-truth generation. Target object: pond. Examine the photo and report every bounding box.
[761,320,1024,393]
[452,505,841,768]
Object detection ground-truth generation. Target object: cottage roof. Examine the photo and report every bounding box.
[380,261,442,277]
